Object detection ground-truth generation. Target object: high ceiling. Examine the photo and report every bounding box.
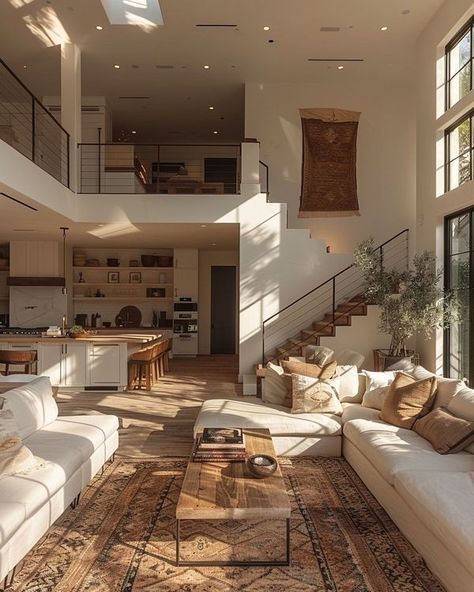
[0,0,444,142]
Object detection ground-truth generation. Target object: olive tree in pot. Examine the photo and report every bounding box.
[353,238,459,358]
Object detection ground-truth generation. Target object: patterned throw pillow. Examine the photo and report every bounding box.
[291,374,342,414]
[263,363,292,407]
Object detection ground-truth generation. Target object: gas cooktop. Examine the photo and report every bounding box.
[0,327,47,336]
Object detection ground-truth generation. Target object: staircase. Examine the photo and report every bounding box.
[261,229,409,366]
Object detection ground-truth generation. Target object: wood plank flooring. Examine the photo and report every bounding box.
[57,355,246,458]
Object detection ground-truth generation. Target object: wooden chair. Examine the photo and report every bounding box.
[127,345,155,390]
[0,350,37,376]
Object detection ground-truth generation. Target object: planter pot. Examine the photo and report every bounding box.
[373,349,420,371]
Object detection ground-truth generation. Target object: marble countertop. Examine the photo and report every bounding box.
[0,331,168,344]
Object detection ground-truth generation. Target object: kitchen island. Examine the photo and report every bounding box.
[0,330,172,390]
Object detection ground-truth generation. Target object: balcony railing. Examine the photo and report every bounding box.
[78,143,241,194]
[0,59,70,187]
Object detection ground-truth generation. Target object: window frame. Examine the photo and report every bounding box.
[444,108,474,192]
[444,207,474,385]
[445,16,474,110]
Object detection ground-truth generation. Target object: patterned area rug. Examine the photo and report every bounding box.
[11,458,444,592]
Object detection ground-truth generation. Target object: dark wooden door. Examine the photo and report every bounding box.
[211,266,236,354]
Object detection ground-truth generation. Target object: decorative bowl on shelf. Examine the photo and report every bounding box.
[156,255,173,267]
[247,454,278,479]
[141,255,155,267]
[107,258,120,267]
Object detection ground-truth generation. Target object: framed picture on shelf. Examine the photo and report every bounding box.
[129,272,142,284]
[108,271,120,283]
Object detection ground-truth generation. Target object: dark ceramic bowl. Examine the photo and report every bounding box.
[141,255,155,267]
[247,454,278,478]
[107,258,119,267]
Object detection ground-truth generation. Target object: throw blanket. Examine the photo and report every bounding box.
[299,107,360,217]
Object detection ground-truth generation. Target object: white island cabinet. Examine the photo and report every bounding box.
[37,341,127,389]
[38,342,87,387]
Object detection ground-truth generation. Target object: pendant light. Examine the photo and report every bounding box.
[60,226,69,295]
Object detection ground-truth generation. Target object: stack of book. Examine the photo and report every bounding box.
[192,427,246,463]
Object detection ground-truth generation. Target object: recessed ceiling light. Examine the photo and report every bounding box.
[337,65,344,70]
[131,130,137,134]
[96,25,103,31]
[209,242,217,246]
[201,224,207,228]
[23,65,27,69]
[114,64,120,69]
[97,224,105,227]
[263,26,270,31]
[203,65,210,70]
[380,25,388,31]
[213,130,219,134]
[209,106,215,110]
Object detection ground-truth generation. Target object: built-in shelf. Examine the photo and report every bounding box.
[73,282,173,287]
[73,266,174,271]
[73,297,173,302]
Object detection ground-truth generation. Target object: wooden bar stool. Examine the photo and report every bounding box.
[0,350,37,376]
[128,346,155,390]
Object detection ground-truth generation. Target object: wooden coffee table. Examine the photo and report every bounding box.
[175,428,291,567]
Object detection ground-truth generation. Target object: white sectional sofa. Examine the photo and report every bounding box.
[194,366,474,592]
[0,377,119,586]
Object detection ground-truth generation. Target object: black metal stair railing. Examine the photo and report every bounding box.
[262,229,409,364]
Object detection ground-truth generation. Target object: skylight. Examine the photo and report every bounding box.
[100,0,164,27]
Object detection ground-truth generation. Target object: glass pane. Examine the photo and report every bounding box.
[449,153,471,190]
[449,61,472,107]
[449,214,470,254]
[449,30,471,73]
[449,252,470,289]
[447,252,471,383]
[449,118,470,160]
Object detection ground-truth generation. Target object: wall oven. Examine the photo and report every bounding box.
[173,299,198,356]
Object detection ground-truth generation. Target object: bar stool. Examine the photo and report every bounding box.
[0,350,37,376]
[128,345,155,390]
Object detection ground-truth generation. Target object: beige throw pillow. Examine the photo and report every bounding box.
[291,374,342,415]
[414,407,474,454]
[380,373,437,429]
[262,363,292,407]
[281,359,337,380]
[0,408,35,479]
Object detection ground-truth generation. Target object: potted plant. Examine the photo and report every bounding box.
[354,238,459,361]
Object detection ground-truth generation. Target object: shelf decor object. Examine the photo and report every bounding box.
[129,272,141,284]
[108,271,120,283]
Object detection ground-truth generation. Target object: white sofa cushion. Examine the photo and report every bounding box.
[335,365,362,403]
[2,377,57,439]
[410,365,466,408]
[0,414,119,546]
[394,470,474,577]
[341,403,380,423]
[194,398,342,438]
[343,417,474,485]
[361,370,396,410]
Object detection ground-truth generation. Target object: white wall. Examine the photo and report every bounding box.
[416,0,474,372]
[198,249,239,355]
[245,79,416,254]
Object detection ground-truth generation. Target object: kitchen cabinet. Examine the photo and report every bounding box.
[174,249,198,269]
[174,248,198,299]
[37,342,86,386]
[10,241,60,277]
[88,344,122,385]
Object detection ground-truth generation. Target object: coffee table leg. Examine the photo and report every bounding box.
[176,519,180,566]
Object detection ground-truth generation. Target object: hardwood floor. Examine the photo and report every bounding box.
[57,355,244,458]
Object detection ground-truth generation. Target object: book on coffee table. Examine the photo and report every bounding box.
[201,427,243,445]
[192,431,246,463]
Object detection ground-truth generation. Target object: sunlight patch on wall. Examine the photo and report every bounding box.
[22,7,70,47]
[88,223,140,239]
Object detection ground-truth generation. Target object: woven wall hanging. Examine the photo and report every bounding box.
[299,108,361,217]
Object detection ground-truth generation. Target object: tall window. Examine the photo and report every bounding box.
[444,209,473,385]
[446,18,473,109]
[445,110,473,191]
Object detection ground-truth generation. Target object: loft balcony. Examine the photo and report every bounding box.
[78,142,241,195]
